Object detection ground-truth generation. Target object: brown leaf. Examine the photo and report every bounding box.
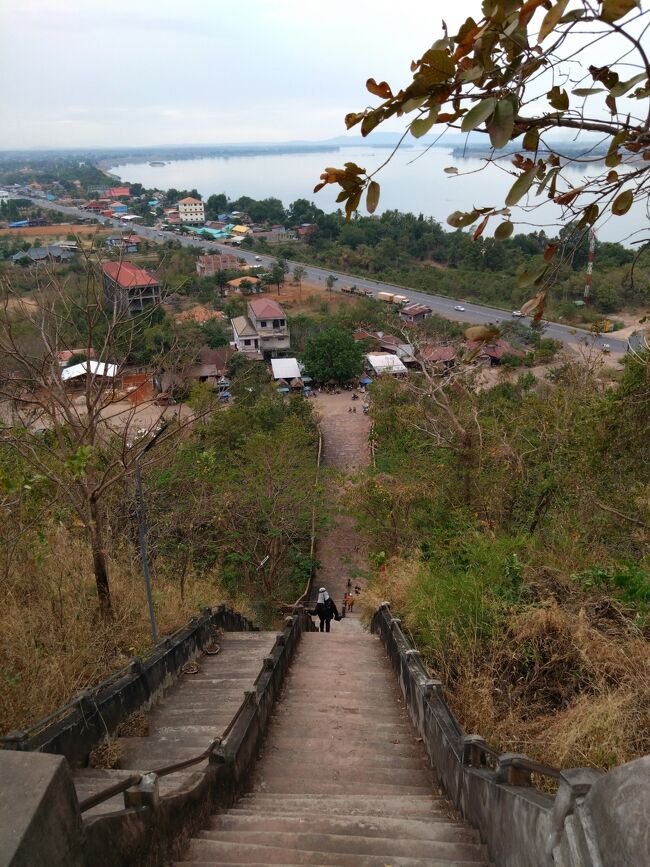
[465,324,501,341]
[473,214,490,240]
[543,243,558,261]
[366,78,393,100]
[601,0,640,23]
[366,181,381,214]
[538,0,570,43]
[519,0,550,29]
[554,187,583,206]
[345,112,364,130]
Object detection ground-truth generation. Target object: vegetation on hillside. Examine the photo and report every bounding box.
[358,354,650,771]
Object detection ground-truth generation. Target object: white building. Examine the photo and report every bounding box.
[366,353,408,376]
[177,197,205,225]
[247,298,290,354]
[231,316,261,357]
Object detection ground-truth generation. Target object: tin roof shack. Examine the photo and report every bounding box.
[102,262,162,315]
[420,345,458,370]
[366,353,408,376]
[400,302,432,324]
[466,338,525,366]
[271,357,302,382]
[189,347,236,388]
[61,361,119,397]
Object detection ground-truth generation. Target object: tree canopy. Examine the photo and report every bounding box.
[303,326,365,384]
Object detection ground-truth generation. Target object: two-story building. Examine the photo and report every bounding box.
[230,298,290,358]
[247,298,290,354]
[177,197,205,225]
[102,261,162,314]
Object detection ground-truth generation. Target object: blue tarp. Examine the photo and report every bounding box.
[359,376,373,385]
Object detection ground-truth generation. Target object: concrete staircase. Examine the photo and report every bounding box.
[74,630,277,816]
[175,627,491,866]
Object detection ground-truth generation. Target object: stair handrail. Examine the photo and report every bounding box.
[1,605,256,747]
[373,603,562,787]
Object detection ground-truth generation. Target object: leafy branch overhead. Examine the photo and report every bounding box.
[315,0,649,235]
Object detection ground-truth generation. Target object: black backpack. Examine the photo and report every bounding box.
[323,597,334,615]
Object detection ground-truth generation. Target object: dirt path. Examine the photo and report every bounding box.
[311,392,371,622]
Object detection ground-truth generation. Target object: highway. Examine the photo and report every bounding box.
[13,198,627,353]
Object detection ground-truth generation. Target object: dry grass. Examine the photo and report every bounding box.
[365,558,650,772]
[0,527,228,737]
[89,738,123,769]
[117,710,149,738]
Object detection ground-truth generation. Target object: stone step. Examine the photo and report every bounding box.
[208,814,473,843]
[181,838,489,866]
[263,734,423,751]
[260,752,428,771]
[196,830,486,861]
[236,794,441,813]
[251,779,433,796]
[258,761,431,787]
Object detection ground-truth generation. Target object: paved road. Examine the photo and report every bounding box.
[16,198,626,353]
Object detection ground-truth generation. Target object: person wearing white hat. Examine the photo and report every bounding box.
[315,586,339,633]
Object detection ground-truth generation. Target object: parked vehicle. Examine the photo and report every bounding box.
[378,292,394,303]
[392,295,409,306]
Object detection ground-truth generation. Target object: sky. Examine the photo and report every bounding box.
[0,1,645,150]
[0,0,506,149]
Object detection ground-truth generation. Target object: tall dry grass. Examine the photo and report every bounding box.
[0,527,234,736]
[363,557,650,772]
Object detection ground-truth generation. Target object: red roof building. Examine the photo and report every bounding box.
[106,187,130,199]
[102,261,162,314]
[248,298,285,320]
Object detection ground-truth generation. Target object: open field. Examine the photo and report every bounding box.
[0,224,102,240]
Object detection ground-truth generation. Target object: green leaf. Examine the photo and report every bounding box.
[494,221,514,240]
[601,0,640,23]
[410,107,439,138]
[505,166,538,206]
[538,0,570,42]
[577,203,600,227]
[486,100,515,149]
[461,98,497,133]
[366,181,380,214]
[522,128,540,151]
[571,88,605,96]
[548,86,569,111]
[447,210,480,228]
[612,189,633,215]
[609,72,647,97]
[517,264,548,288]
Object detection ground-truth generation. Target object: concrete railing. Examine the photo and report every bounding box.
[372,602,650,867]
[1,605,257,766]
[1,604,316,867]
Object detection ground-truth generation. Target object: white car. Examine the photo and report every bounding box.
[512,310,524,317]
[453,305,465,312]
[255,255,262,261]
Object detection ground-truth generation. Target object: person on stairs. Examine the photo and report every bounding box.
[315,586,339,633]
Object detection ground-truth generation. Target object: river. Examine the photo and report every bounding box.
[110,145,644,244]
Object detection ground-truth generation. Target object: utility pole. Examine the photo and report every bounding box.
[133,420,170,645]
[584,228,596,304]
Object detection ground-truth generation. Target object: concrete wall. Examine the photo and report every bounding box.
[0,752,83,867]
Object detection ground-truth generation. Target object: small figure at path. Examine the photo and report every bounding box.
[346,577,352,591]
[344,592,354,613]
[315,586,339,633]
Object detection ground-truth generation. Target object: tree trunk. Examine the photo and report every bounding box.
[89,496,112,618]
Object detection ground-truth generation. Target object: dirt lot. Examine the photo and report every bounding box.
[264,279,358,315]
[0,224,102,241]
